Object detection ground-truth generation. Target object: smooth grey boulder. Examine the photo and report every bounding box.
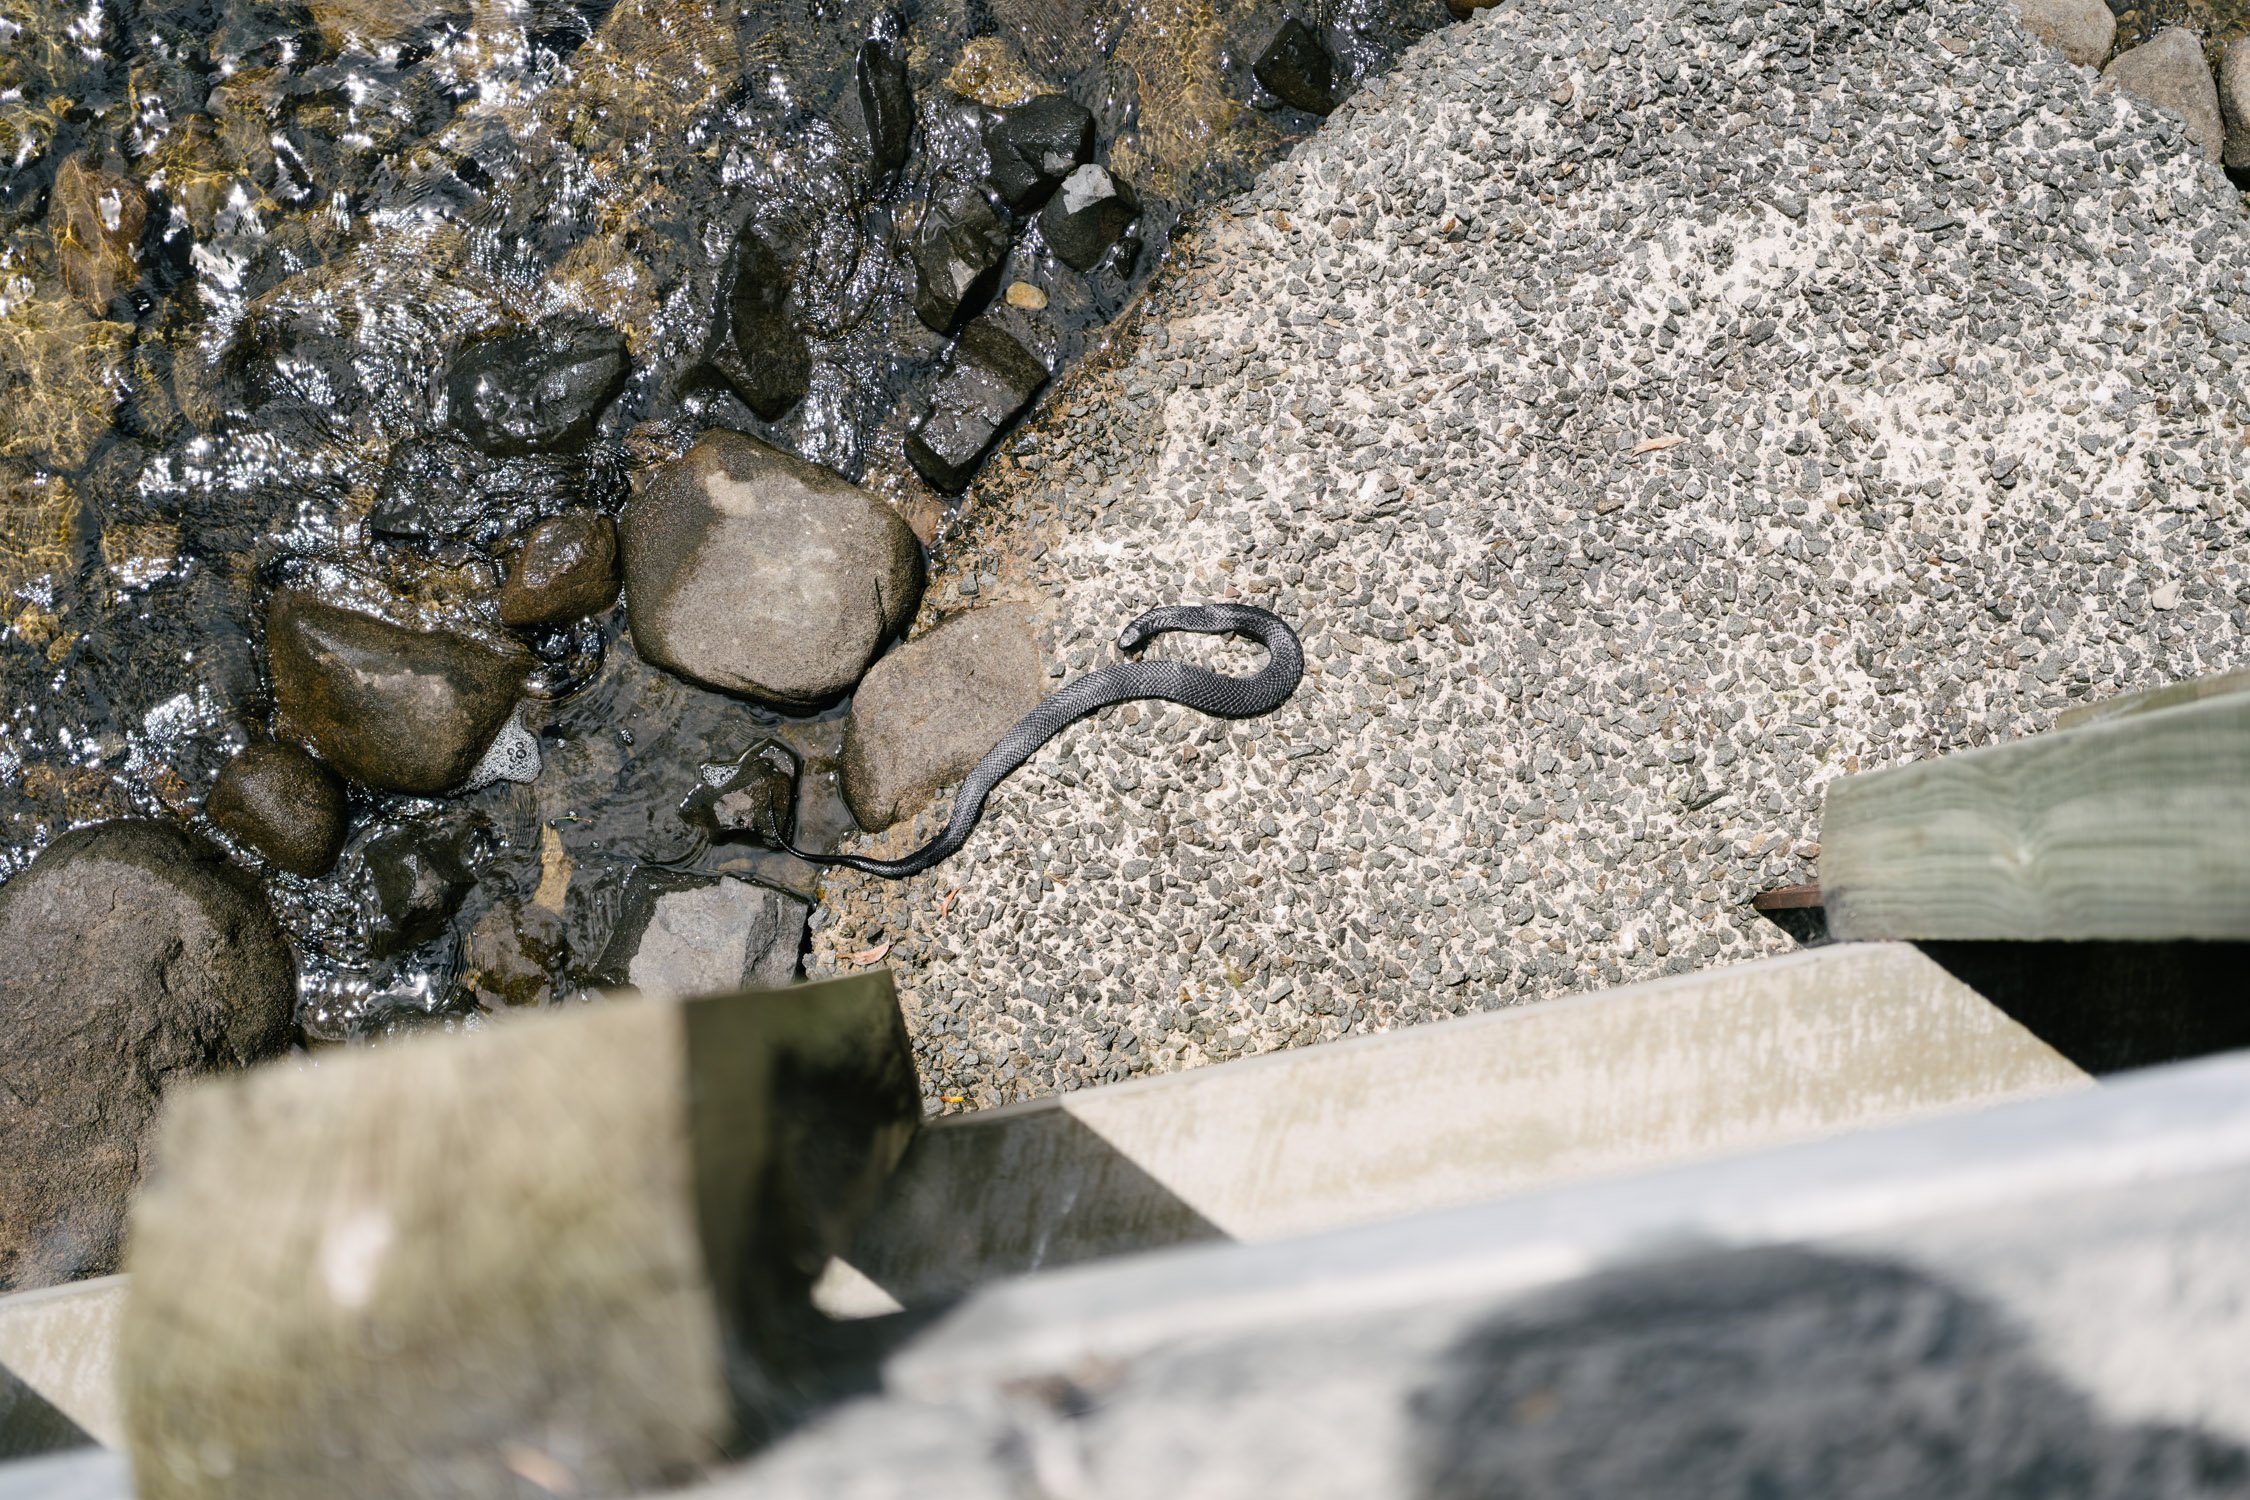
[841,604,1048,831]
[2101,29,2224,161]
[2222,37,2250,168]
[267,592,527,795]
[622,430,922,706]
[2012,0,2113,67]
[623,877,810,999]
[0,821,295,1291]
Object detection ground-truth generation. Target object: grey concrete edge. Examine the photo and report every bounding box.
[886,1047,2250,1397]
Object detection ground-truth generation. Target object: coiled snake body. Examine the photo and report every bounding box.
[783,603,1304,879]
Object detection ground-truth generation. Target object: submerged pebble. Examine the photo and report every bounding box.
[207,742,351,877]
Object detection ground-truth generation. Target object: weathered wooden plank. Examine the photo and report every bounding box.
[1821,692,2250,940]
[2054,664,2250,732]
[838,943,2087,1308]
[119,975,918,1500]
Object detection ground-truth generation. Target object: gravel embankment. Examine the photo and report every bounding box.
[812,0,2250,1110]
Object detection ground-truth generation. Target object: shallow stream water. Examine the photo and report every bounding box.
[0,0,1448,1034]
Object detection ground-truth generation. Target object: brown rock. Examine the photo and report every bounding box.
[0,820,295,1291]
[2101,30,2225,162]
[207,742,350,876]
[499,513,620,628]
[2011,0,2114,67]
[266,591,527,795]
[2222,37,2250,169]
[841,603,1048,831]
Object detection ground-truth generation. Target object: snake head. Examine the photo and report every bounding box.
[1116,623,1148,652]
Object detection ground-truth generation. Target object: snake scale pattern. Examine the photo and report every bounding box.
[783,603,1305,878]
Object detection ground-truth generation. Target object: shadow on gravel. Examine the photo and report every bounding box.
[1413,1245,2250,1500]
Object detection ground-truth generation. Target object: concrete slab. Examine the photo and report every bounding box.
[0,1447,129,1500]
[707,1049,2250,1500]
[0,1277,123,1456]
[841,943,2086,1306]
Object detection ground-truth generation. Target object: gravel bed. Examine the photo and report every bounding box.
[810,0,2250,1111]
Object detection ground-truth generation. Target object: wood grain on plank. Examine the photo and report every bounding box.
[1822,692,2250,940]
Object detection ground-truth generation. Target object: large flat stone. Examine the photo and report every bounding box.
[119,975,919,1500]
[0,823,295,1291]
[622,431,923,706]
[840,943,2085,1307]
[840,605,1048,831]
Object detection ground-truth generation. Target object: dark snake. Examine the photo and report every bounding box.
[781,603,1304,879]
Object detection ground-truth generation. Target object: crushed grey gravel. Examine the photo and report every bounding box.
[811,0,2250,1112]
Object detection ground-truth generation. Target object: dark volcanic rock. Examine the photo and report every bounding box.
[207,741,350,876]
[904,316,1049,494]
[368,438,630,547]
[499,513,619,628]
[983,95,1097,212]
[362,821,477,956]
[1254,18,1337,115]
[620,430,922,705]
[682,739,800,845]
[857,35,914,180]
[706,224,811,422]
[842,604,1048,830]
[444,320,629,455]
[267,591,528,795]
[0,820,295,1289]
[912,188,1013,335]
[1037,163,1141,272]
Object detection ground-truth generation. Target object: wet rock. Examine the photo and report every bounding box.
[2222,38,2250,168]
[49,154,146,315]
[444,320,629,456]
[705,224,811,422]
[620,876,808,998]
[362,820,477,956]
[2012,0,2114,67]
[461,898,559,1011]
[983,95,1097,212]
[267,591,528,795]
[368,438,630,547]
[621,429,922,706]
[2101,29,2224,161]
[842,604,1047,830]
[904,315,1049,494]
[1038,163,1141,273]
[683,738,800,845]
[1254,18,1337,115]
[912,187,1013,334]
[207,741,350,876]
[499,512,620,628]
[0,820,294,1290]
[857,34,914,180]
